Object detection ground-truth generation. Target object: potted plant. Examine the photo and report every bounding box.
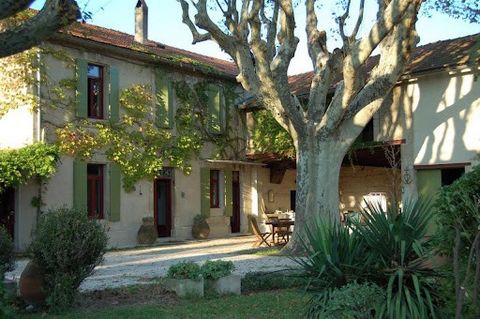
[137,216,158,245]
[191,214,210,240]
[201,260,240,295]
[165,261,204,297]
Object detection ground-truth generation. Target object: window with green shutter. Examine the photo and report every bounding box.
[73,159,87,211]
[109,65,119,123]
[224,170,233,217]
[207,85,225,134]
[109,164,121,222]
[200,168,210,218]
[76,59,88,118]
[155,69,174,129]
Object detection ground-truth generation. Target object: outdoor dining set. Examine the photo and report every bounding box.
[248,210,295,247]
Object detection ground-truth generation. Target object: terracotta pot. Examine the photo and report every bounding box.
[192,219,210,239]
[19,260,46,306]
[137,216,158,245]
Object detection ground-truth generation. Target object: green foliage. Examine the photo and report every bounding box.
[0,280,13,319]
[0,226,14,277]
[241,271,309,292]
[167,261,202,280]
[296,199,439,319]
[433,165,480,317]
[293,216,370,289]
[434,165,480,255]
[0,143,59,192]
[193,214,207,225]
[29,207,108,312]
[355,200,439,319]
[250,110,295,158]
[308,281,385,319]
[201,260,234,280]
[58,80,242,192]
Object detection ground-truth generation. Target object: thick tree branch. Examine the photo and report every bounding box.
[0,0,80,58]
[179,0,212,44]
[0,0,33,20]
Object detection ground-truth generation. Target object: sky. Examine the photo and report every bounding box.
[31,0,480,75]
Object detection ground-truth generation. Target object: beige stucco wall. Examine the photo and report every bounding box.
[7,43,252,251]
[0,105,37,148]
[411,71,480,166]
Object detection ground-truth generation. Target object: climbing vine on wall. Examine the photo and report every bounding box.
[57,79,245,192]
[0,143,59,192]
[251,109,295,158]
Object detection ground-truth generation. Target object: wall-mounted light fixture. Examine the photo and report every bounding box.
[268,189,274,202]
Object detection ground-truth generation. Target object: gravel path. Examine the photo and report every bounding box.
[6,236,299,292]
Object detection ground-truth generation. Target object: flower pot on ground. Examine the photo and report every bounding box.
[137,216,158,245]
[165,261,204,297]
[19,260,46,306]
[202,260,240,295]
[191,215,210,240]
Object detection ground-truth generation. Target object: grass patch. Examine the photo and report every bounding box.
[18,289,308,319]
[240,246,284,256]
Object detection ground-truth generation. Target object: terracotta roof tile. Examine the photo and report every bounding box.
[60,22,238,78]
[289,33,480,96]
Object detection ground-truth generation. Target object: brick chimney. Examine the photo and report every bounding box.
[134,0,148,44]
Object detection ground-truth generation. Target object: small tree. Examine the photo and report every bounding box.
[0,0,80,58]
[179,0,421,252]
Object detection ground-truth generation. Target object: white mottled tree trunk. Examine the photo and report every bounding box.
[285,134,348,253]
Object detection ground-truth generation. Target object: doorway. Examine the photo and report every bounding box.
[154,179,172,237]
[0,187,15,239]
[230,171,241,233]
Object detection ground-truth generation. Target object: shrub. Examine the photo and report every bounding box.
[356,199,439,319]
[434,165,480,317]
[308,281,385,319]
[0,226,14,277]
[434,165,480,255]
[0,281,13,319]
[292,216,370,289]
[29,207,108,312]
[201,260,234,280]
[167,261,202,280]
[242,270,309,292]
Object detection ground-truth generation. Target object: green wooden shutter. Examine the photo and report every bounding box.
[76,59,88,118]
[200,168,210,218]
[73,160,87,211]
[109,65,120,122]
[417,169,442,198]
[224,170,233,217]
[155,69,173,129]
[416,169,442,235]
[208,86,221,134]
[220,89,227,132]
[109,163,121,222]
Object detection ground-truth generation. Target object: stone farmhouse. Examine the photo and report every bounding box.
[0,1,478,251]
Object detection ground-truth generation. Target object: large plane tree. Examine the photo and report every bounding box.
[0,0,80,58]
[179,0,422,251]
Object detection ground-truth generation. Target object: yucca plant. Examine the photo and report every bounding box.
[355,199,439,319]
[293,216,371,289]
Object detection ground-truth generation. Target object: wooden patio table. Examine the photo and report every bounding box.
[265,219,295,244]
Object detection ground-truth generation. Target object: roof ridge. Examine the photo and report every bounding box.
[66,21,235,67]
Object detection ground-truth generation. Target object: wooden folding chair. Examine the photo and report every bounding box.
[248,214,271,247]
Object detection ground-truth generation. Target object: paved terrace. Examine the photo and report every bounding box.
[7,236,298,292]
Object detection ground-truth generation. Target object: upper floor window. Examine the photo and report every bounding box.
[87,64,104,119]
[87,164,104,219]
[210,170,220,208]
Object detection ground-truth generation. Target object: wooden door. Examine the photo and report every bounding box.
[154,179,172,237]
[0,187,15,239]
[231,171,241,233]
